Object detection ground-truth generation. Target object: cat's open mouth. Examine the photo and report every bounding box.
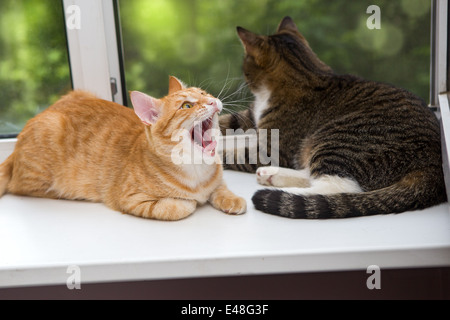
[191,116,217,156]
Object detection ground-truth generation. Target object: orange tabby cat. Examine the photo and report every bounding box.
[0,76,246,220]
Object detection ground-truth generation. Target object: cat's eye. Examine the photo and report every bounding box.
[181,102,193,109]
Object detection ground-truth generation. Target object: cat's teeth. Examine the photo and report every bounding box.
[203,130,211,144]
[204,141,217,153]
[193,125,203,146]
[192,117,216,154]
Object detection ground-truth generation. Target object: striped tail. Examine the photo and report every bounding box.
[0,154,13,197]
[252,169,447,219]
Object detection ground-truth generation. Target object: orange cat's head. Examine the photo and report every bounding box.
[130,76,222,162]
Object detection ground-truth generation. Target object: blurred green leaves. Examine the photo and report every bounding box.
[120,0,431,109]
[0,0,71,135]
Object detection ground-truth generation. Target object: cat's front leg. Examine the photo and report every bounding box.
[219,109,255,134]
[209,182,247,215]
[116,194,197,221]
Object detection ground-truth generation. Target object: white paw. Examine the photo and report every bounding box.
[256,166,280,186]
[257,166,312,188]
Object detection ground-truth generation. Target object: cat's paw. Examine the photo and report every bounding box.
[210,189,247,215]
[152,198,197,221]
[216,195,247,215]
[257,166,311,188]
[256,166,280,186]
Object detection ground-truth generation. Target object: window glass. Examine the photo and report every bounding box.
[119,0,431,110]
[0,0,71,137]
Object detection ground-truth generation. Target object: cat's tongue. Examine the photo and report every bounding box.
[202,128,217,153]
[204,140,217,155]
[203,129,212,145]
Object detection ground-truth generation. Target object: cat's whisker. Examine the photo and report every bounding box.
[222,102,251,110]
[216,69,233,101]
[215,65,246,101]
[220,85,250,104]
[197,77,215,92]
[216,79,252,113]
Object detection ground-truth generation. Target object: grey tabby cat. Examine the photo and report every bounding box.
[219,16,446,219]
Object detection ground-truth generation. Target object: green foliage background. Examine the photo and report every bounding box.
[0,0,71,135]
[119,0,431,107]
[0,0,431,135]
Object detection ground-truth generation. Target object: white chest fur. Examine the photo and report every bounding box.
[177,162,220,203]
[253,85,271,126]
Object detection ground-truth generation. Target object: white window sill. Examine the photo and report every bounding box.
[0,166,449,288]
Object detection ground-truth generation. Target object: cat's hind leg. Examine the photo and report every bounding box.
[256,166,311,188]
[151,198,197,221]
[0,154,13,197]
[116,194,197,221]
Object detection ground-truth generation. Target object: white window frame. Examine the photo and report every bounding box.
[432,0,450,200]
[62,0,125,105]
[431,0,447,104]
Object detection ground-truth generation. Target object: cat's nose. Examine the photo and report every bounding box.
[208,99,222,113]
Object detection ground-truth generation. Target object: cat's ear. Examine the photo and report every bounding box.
[236,27,261,56]
[168,76,186,94]
[129,91,161,125]
[277,16,299,33]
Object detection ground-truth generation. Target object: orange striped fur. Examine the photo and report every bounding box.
[0,77,246,220]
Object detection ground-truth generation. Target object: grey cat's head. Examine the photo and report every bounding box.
[236,16,332,90]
